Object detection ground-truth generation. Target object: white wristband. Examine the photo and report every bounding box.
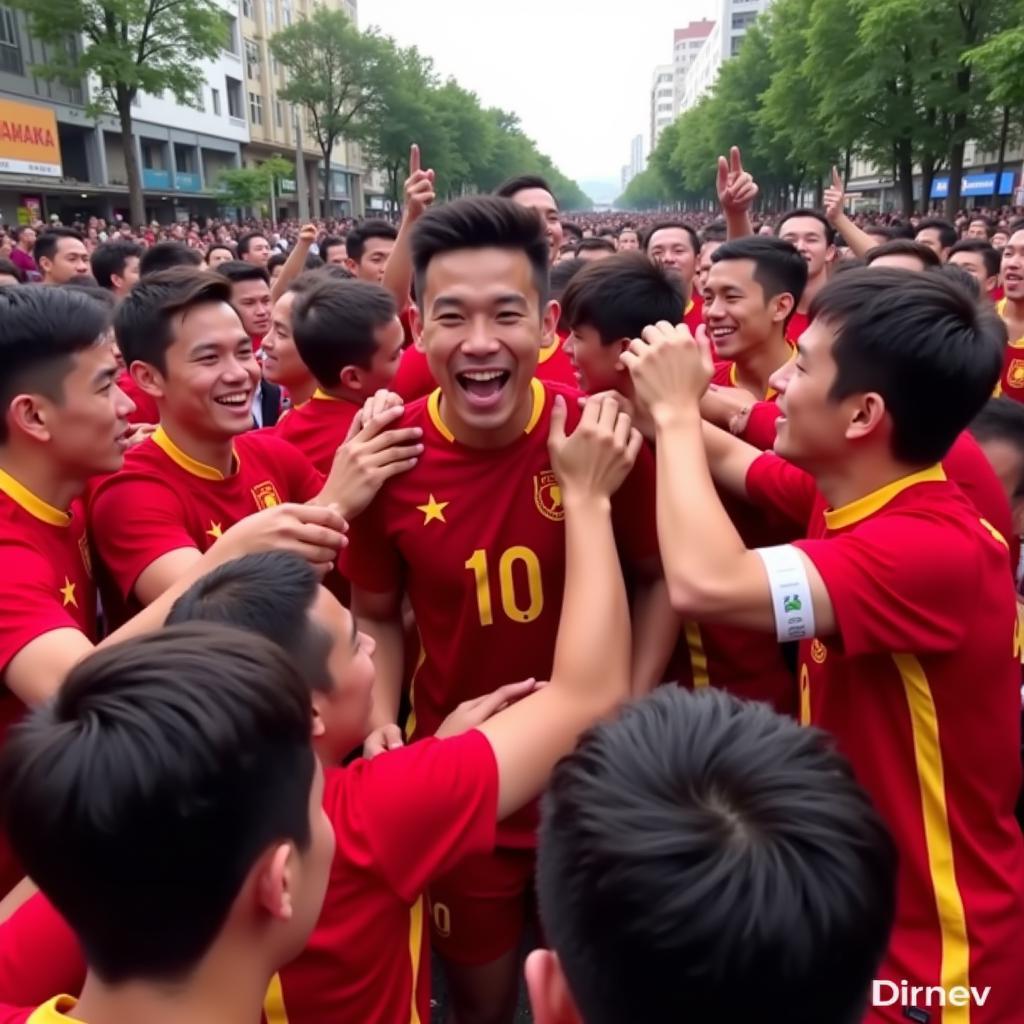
[755,545,816,643]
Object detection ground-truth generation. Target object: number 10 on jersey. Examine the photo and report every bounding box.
[465,546,544,626]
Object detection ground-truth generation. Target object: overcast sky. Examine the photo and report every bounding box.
[359,0,717,188]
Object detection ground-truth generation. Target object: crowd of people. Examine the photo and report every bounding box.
[0,140,1022,1024]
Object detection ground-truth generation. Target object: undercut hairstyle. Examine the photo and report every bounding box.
[320,235,347,262]
[701,219,728,243]
[970,398,1024,498]
[33,227,84,268]
[537,686,896,1024]
[115,268,234,372]
[139,241,203,278]
[215,259,270,286]
[90,240,143,291]
[811,268,1005,464]
[291,279,396,387]
[0,286,112,444]
[167,553,332,692]
[642,219,700,257]
[0,624,315,984]
[949,238,1001,279]
[411,195,551,311]
[205,243,235,264]
[915,217,958,251]
[710,236,808,317]
[562,221,584,243]
[864,238,941,269]
[777,208,837,247]
[549,257,586,301]
[560,253,684,344]
[0,257,25,283]
[237,232,268,259]
[575,236,616,257]
[863,225,894,244]
[345,220,397,263]
[494,174,555,203]
[939,263,981,301]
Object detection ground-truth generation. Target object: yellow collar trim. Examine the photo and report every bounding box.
[152,426,238,481]
[727,345,795,400]
[0,467,70,527]
[824,464,946,531]
[26,995,80,1022]
[997,298,1007,317]
[538,335,561,365]
[427,378,545,444]
[685,297,694,316]
[313,388,343,402]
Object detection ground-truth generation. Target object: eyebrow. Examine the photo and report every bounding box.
[433,294,528,312]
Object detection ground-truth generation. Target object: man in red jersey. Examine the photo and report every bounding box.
[776,209,836,343]
[261,275,320,411]
[949,239,1001,301]
[88,270,422,624]
[0,383,641,1024]
[0,285,349,899]
[345,196,670,1024]
[622,268,1024,1024]
[643,219,705,334]
[277,278,405,473]
[996,226,1024,402]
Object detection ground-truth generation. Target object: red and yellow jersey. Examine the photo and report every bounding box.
[784,309,811,344]
[994,297,1024,402]
[0,897,83,1009]
[683,291,704,336]
[116,372,159,426]
[0,470,96,896]
[20,999,72,1024]
[88,427,323,624]
[748,457,1024,1021]
[344,379,658,844]
[272,389,360,475]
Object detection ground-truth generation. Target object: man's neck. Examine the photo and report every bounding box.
[320,382,364,406]
[0,449,83,512]
[811,447,932,513]
[288,379,318,407]
[733,333,793,399]
[1002,295,1024,328]
[159,417,238,477]
[797,269,828,314]
[439,388,534,450]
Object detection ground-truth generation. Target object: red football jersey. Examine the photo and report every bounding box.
[89,427,323,624]
[273,389,360,475]
[0,897,83,1008]
[784,309,811,344]
[116,372,159,426]
[683,292,704,335]
[994,298,1024,403]
[344,379,659,845]
[747,457,1024,1022]
[0,470,96,896]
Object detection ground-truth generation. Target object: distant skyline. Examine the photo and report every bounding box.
[359,0,717,187]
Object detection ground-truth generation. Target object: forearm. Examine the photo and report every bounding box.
[725,209,754,240]
[832,212,876,259]
[362,616,405,728]
[270,237,312,303]
[629,577,677,697]
[381,215,416,310]
[701,420,759,498]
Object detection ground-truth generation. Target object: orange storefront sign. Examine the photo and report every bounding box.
[0,98,62,177]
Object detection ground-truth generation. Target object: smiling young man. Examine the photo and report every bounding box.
[623,268,1024,1024]
[261,275,321,410]
[995,227,1024,402]
[88,269,423,625]
[777,209,837,342]
[345,196,669,1024]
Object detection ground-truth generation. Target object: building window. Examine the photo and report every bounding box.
[265,0,275,27]
[732,11,759,30]
[282,0,292,25]
[274,100,283,128]
[222,14,239,55]
[226,76,243,119]
[211,87,221,116]
[245,38,260,79]
[249,91,263,126]
[242,0,253,17]
[192,87,204,112]
[0,6,22,75]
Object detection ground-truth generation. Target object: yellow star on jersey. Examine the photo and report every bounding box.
[416,494,449,526]
[60,577,78,608]
[207,521,224,540]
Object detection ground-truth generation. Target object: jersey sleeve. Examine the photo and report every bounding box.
[326,731,499,904]
[283,442,326,501]
[0,545,80,674]
[88,476,193,600]
[745,453,817,529]
[0,894,85,1006]
[795,515,981,656]
[341,493,403,594]
[392,346,436,403]
[740,401,781,451]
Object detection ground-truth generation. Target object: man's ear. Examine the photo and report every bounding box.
[525,948,584,1024]
[409,304,426,354]
[130,360,167,400]
[255,843,295,922]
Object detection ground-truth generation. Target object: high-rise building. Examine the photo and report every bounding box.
[629,134,644,182]
[650,64,675,149]
[672,19,715,112]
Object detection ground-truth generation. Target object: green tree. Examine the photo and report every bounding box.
[9,0,227,227]
[216,154,293,215]
[615,167,668,210]
[271,7,388,216]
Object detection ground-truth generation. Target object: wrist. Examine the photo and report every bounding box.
[652,400,701,430]
[560,491,613,514]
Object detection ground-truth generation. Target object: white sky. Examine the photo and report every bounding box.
[358,0,716,188]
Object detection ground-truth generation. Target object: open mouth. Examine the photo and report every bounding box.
[456,369,511,408]
[214,391,252,413]
[709,325,737,345]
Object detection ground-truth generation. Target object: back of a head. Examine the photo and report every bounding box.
[0,256,24,284]
[0,623,316,984]
[560,252,684,343]
[549,257,586,301]
[537,687,896,1024]
[710,235,808,308]
[139,241,204,278]
[574,237,616,258]
[561,221,584,244]
[865,238,941,269]
[345,219,397,262]
[410,195,550,310]
[90,239,143,290]
[216,259,271,287]
[812,268,1005,464]
[701,220,728,243]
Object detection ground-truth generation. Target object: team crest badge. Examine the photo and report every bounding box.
[810,638,827,664]
[251,481,281,509]
[534,469,564,522]
[1009,359,1024,390]
[78,534,93,578]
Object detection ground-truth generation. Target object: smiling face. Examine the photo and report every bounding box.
[562,323,624,394]
[415,246,557,448]
[779,216,834,281]
[231,277,273,338]
[262,291,314,393]
[703,258,791,360]
[647,227,696,288]
[511,188,564,264]
[1000,230,1024,302]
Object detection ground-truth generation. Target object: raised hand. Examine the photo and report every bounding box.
[716,146,759,214]
[404,143,436,222]
[824,166,851,225]
[621,321,715,417]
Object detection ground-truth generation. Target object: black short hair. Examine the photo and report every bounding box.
[291,279,396,387]
[0,623,315,984]
[139,241,203,278]
[320,235,346,262]
[411,196,550,311]
[863,224,894,243]
[237,232,269,259]
[642,220,700,257]
[494,174,555,203]
[596,227,617,240]
[205,243,235,264]
[537,687,896,1024]
[11,225,34,243]
[777,208,837,247]
[970,398,1024,497]
[864,238,941,269]
[345,220,397,263]
[33,227,84,267]
[90,240,143,290]
[709,236,808,315]
[575,236,616,256]
[939,263,982,301]
[549,257,587,301]
[0,257,25,283]
[115,268,234,372]
[701,220,728,243]
[560,253,684,344]
[949,238,1001,278]
[215,259,271,286]
[967,215,994,237]
[61,282,117,308]
[562,222,584,243]
[167,553,332,691]
[811,268,1005,463]
[0,287,111,444]
[268,252,287,274]
[915,217,958,251]
[304,251,326,271]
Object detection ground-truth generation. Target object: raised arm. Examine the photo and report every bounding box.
[717,146,758,241]
[824,167,877,260]
[381,144,436,313]
[270,223,317,303]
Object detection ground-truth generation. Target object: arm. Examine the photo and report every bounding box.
[354,585,407,757]
[381,144,435,312]
[824,166,876,260]
[717,146,758,240]
[630,577,678,697]
[702,419,761,499]
[478,394,641,820]
[269,223,316,303]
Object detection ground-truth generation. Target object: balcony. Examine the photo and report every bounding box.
[175,171,202,192]
[142,168,171,189]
